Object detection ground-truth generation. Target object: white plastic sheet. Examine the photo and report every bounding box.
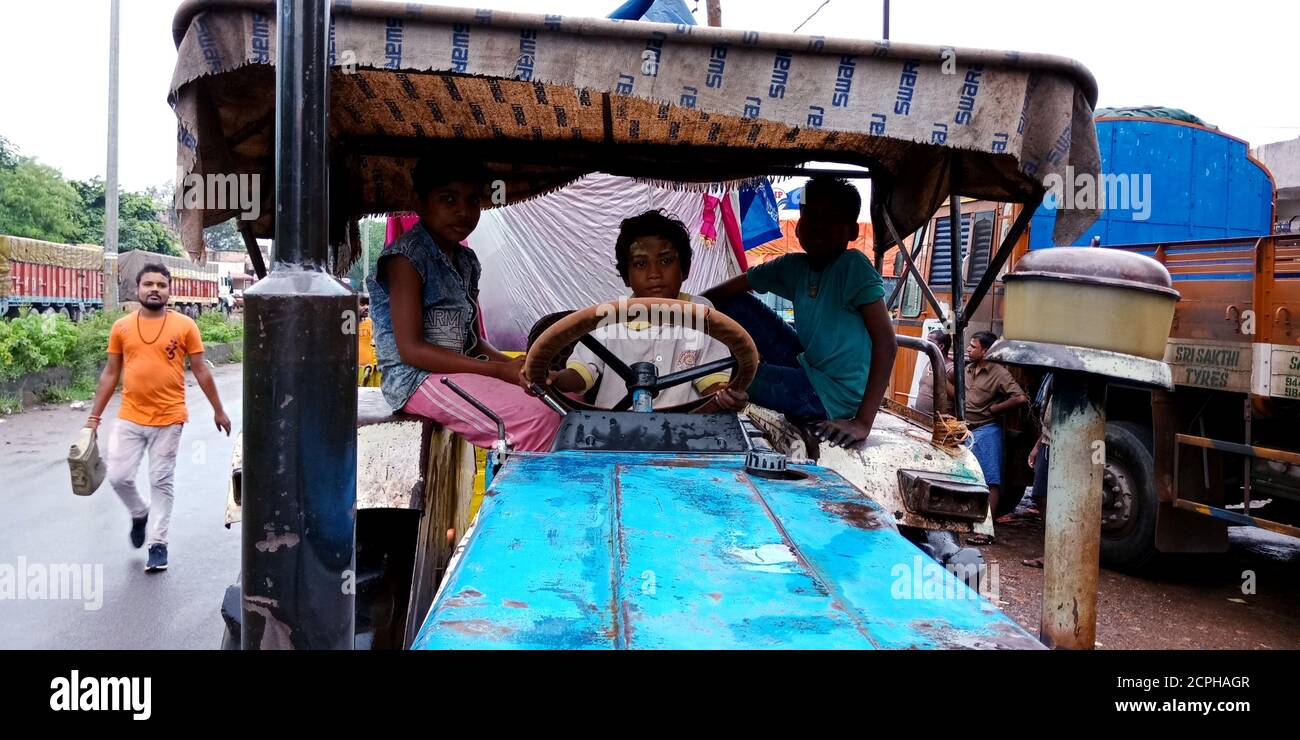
[471,173,743,351]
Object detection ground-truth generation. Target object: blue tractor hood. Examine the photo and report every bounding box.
[413,451,1041,649]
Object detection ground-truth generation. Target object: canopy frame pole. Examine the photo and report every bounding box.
[885,224,928,311]
[948,164,966,421]
[241,0,358,650]
[238,223,267,279]
[880,209,946,321]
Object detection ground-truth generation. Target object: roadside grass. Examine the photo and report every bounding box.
[1,308,243,413]
[195,310,244,344]
[40,373,98,404]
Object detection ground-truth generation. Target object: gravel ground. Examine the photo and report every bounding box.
[982,496,1300,649]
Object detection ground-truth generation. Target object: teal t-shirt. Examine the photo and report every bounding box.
[747,250,886,420]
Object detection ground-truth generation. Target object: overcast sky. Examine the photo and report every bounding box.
[1,0,1296,192]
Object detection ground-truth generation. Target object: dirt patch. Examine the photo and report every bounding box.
[983,503,1300,649]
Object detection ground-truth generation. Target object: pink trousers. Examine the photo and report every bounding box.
[402,373,563,452]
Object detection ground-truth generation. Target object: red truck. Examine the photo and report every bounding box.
[0,235,105,320]
[1,235,222,319]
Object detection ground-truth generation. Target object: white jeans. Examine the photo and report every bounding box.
[107,419,184,547]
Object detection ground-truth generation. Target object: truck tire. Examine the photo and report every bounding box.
[1099,421,1158,572]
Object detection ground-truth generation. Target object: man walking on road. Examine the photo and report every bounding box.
[85,262,231,572]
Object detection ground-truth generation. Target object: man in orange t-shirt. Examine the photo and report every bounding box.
[85,262,231,572]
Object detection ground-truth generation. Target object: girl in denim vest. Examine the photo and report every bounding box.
[367,156,561,451]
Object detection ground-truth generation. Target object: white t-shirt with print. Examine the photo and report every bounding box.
[566,294,733,409]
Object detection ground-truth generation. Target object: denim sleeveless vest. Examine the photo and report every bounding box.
[366,222,482,409]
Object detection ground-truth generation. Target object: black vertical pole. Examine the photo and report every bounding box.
[883,0,890,40]
[241,0,357,649]
[948,180,966,421]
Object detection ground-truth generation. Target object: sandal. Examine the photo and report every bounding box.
[1021,557,1044,569]
[966,533,995,546]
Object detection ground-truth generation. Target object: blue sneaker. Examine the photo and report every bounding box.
[130,515,148,549]
[145,544,168,572]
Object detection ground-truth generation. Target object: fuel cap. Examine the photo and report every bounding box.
[745,450,788,476]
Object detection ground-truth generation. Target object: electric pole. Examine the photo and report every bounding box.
[104,0,120,311]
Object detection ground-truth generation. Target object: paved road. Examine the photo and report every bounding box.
[0,364,243,649]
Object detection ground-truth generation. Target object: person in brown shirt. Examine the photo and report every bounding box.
[947,331,1028,538]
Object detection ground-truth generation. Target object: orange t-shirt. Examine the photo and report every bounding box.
[357,317,376,367]
[108,310,205,426]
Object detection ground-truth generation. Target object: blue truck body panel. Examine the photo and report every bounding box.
[413,451,1040,649]
[1030,118,1274,248]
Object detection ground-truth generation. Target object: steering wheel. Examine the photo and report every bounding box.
[523,298,759,413]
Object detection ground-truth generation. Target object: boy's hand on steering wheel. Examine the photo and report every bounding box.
[522,369,561,395]
[710,384,749,411]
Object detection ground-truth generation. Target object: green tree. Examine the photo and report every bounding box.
[0,158,84,242]
[0,138,180,254]
[142,182,178,228]
[119,191,180,255]
[0,136,17,170]
[346,217,385,290]
[203,218,245,251]
[72,178,180,256]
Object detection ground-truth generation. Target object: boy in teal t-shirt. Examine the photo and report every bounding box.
[704,176,898,448]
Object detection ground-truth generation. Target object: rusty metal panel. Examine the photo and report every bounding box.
[412,451,1039,649]
[1170,499,1300,540]
[1258,236,1300,347]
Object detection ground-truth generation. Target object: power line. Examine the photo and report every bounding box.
[793,0,831,33]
